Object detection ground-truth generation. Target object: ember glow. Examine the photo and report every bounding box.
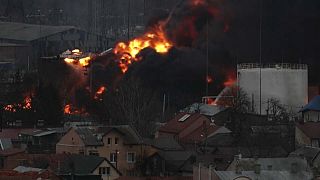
[64,104,88,115]
[192,0,205,6]
[114,22,173,73]
[3,96,32,112]
[207,75,213,83]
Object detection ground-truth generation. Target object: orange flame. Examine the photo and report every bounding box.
[3,95,32,112]
[94,86,106,100]
[114,22,172,73]
[64,104,71,114]
[64,49,92,67]
[64,104,87,115]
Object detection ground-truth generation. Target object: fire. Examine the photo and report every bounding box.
[3,95,32,112]
[63,49,92,67]
[207,75,213,83]
[94,86,106,100]
[114,22,172,73]
[64,104,88,115]
[64,104,71,114]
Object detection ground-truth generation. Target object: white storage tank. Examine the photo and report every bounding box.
[237,63,308,114]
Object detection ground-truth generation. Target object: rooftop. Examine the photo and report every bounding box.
[0,22,76,42]
[296,122,320,139]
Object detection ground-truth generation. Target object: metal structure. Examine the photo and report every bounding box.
[237,63,308,114]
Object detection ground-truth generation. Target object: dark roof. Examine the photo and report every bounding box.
[156,151,194,172]
[144,136,184,151]
[296,122,320,139]
[75,128,103,146]
[206,133,235,147]
[301,95,320,112]
[289,146,320,163]
[57,154,121,175]
[0,22,76,41]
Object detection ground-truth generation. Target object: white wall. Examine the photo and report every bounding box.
[238,66,308,114]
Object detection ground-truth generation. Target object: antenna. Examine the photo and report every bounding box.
[206,17,209,96]
[259,0,263,115]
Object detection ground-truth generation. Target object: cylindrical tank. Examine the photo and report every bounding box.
[237,63,308,114]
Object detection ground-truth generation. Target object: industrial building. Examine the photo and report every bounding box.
[0,21,110,71]
[237,63,308,115]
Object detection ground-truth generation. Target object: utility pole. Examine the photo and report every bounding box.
[259,0,263,115]
[127,0,131,40]
[206,17,209,96]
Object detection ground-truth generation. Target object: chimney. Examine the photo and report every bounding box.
[291,162,298,174]
[254,164,261,174]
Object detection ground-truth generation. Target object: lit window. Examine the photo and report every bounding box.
[127,152,135,163]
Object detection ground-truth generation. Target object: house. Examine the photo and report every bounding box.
[56,125,152,176]
[301,95,320,122]
[156,113,221,147]
[144,151,195,176]
[289,146,320,166]
[54,154,121,180]
[296,122,320,148]
[56,127,103,155]
[0,168,60,180]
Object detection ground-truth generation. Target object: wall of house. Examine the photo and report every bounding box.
[303,111,320,122]
[295,127,311,148]
[97,130,149,176]
[56,128,85,154]
[92,160,120,180]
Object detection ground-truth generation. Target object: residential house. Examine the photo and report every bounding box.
[156,113,221,147]
[0,168,60,180]
[296,122,320,148]
[56,127,103,155]
[56,125,152,176]
[54,154,121,180]
[289,146,320,176]
[301,95,320,122]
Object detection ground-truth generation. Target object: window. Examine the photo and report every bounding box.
[89,150,99,156]
[110,153,117,163]
[79,150,84,155]
[115,137,118,145]
[127,152,135,163]
[99,167,106,174]
[107,138,112,145]
[106,167,110,175]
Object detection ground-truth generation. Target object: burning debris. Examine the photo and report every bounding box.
[3,95,33,112]
[94,86,106,101]
[114,21,173,73]
[62,49,93,67]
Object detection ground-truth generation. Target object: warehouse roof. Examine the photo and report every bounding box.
[0,22,76,42]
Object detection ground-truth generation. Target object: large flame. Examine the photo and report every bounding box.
[114,22,173,73]
[64,104,88,115]
[63,49,92,67]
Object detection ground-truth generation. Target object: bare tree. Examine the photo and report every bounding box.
[104,78,161,137]
[266,98,289,122]
[216,85,251,113]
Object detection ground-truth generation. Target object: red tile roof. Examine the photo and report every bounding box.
[158,113,208,134]
[297,122,320,138]
[179,121,220,143]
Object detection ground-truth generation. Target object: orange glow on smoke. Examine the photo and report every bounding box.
[224,75,236,87]
[64,104,71,114]
[94,86,106,100]
[192,0,205,6]
[114,22,172,73]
